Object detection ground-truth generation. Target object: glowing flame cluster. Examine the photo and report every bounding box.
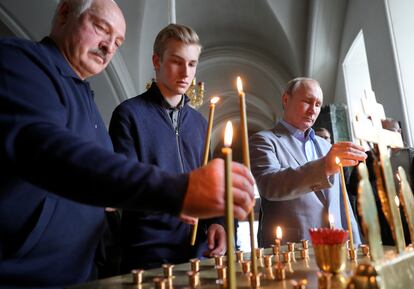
[210,96,220,104]
[276,226,283,239]
[224,121,233,147]
[236,76,244,95]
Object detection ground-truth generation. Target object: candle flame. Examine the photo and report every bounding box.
[276,226,282,239]
[335,156,341,165]
[210,96,220,104]
[236,76,243,94]
[224,121,233,147]
[395,195,400,207]
[329,214,334,224]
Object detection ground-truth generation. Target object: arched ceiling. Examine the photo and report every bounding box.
[0,0,348,159]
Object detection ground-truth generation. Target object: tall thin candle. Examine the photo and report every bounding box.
[223,121,236,289]
[236,76,258,276]
[191,97,220,246]
[335,157,355,252]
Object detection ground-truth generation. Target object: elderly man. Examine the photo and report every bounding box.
[109,24,225,271]
[0,0,254,287]
[250,77,366,247]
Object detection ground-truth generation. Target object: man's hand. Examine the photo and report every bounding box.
[105,207,117,212]
[324,141,367,176]
[203,224,226,257]
[179,214,197,225]
[182,159,255,219]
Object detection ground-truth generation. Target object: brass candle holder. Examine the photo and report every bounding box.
[236,250,244,263]
[282,251,292,263]
[263,255,273,268]
[314,243,347,273]
[241,260,251,274]
[131,269,144,284]
[162,264,174,278]
[292,279,308,289]
[249,272,261,288]
[153,277,166,289]
[273,251,280,262]
[274,238,281,248]
[271,244,280,255]
[309,228,349,273]
[263,267,275,280]
[274,262,286,280]
[299,248,309,259]
[187,271,200,288]
[360,244,370,257]
[348,248,358,261]
[287,242,295,252]
[190,258,200,272]
[255,247,264,259]
[214,255,223,267]
[317,271,332,289]
[216,265,227,280]
[301,239,309,249]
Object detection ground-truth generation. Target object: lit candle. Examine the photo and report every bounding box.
[328,214,335,229]
[275,226,282,247]
[335,157,355,253]
[223,121,236,289]
[202,97,220,165]
[236,76,258,276]
[191,96,220,246]
[236,76,250,169]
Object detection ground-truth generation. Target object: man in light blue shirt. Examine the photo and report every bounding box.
[250,77,366,247]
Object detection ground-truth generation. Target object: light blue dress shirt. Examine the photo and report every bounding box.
[279,120,319,161]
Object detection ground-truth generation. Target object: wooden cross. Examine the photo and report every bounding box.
[352,89,405,253]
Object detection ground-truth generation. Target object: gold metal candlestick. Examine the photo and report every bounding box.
[131,269,144,284]
[314,243,347,273]
[336,157,355,257]
[145,78,155,90]
[186,78,204,109]
[222,121,236,289]
[191,97,220,246]
[236,76,258,277]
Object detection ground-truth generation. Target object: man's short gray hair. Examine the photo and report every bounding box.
[285,77,320,96]
[51,0,93,26]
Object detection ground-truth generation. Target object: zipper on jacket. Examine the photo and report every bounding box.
[164,107,185,173]
[174,110,185,173]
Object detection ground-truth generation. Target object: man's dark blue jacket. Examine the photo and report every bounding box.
[109,83,221,270]
[0,37,188,288]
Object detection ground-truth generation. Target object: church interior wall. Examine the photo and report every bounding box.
[335,0,410,145]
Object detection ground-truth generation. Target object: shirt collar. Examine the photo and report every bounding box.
[280,119,315,142]
[149,82,187,110]
[40,37,82,80]
[161,93,184,111]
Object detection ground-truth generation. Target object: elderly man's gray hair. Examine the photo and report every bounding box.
[51,0,118,26]
[285,77,320,96]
